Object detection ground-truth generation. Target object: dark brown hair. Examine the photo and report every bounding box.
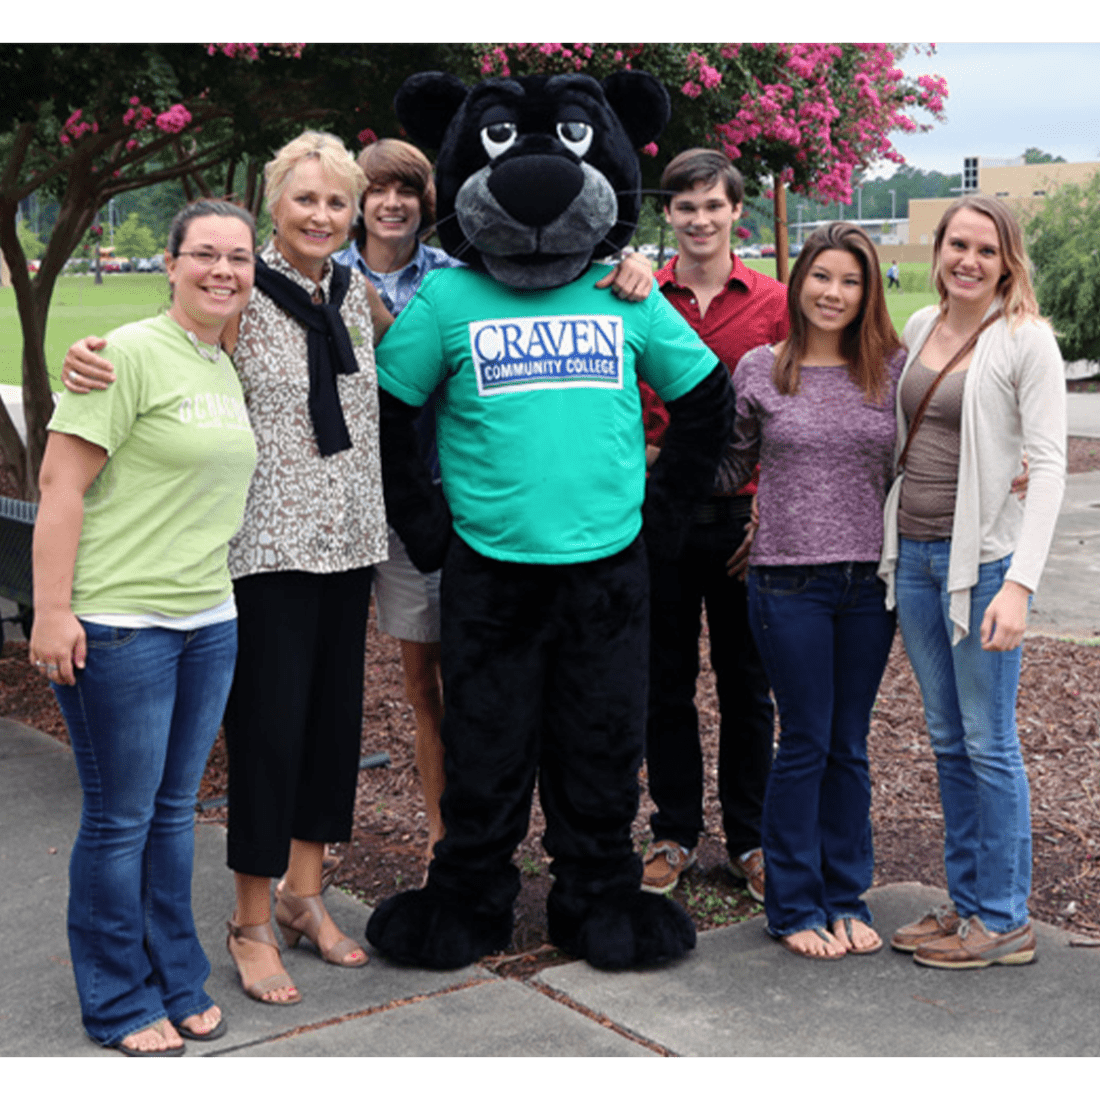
[660,148,744,209]
[354,138,437,247]
[167,199,255,257]
[773,222,900,402]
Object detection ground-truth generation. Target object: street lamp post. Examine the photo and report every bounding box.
[888,189,897,221]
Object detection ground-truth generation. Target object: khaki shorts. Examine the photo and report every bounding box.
[373,525,442,643]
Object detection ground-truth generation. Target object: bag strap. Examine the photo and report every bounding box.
[897,309,1003,471]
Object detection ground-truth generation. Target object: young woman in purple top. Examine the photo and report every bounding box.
[723,223,905,959]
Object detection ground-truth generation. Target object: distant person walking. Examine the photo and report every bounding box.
[886,261,901,290]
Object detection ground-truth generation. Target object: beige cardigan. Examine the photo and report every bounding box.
[878,301,1067,644]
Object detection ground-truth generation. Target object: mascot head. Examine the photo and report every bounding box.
[394,70,670,290]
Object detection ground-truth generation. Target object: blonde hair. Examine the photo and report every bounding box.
[264,130,366,215]
[932,195,1041,328]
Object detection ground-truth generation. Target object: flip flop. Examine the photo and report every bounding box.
[112,1019,186,1057]
[835,916,883,955]
[175,1011,227,1041]
[780,926,846,961]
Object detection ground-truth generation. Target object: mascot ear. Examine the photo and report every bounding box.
[394,71,469,150]
[602,71,671,148]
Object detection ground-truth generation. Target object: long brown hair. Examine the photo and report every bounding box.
[932,194,1040,328]
[773,222,900,403]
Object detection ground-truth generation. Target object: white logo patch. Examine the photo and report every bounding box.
[469,315,624,395]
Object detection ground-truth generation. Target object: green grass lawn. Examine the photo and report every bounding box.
[0,274,169,388]
[743,257,937,336]
[0,264,939,389]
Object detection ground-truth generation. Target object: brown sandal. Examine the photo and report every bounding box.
[226,919,302,1005]
[275,886,368,968]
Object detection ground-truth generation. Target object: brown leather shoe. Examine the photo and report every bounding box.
[890,904,960,953]
[640,840,695,895]
[913,916,1037,969]
[729,848,765,903]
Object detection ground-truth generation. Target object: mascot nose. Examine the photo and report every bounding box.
[487,155,585,228]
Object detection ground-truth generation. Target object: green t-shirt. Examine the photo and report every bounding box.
[376,267,717,563]
[47,313,258,616]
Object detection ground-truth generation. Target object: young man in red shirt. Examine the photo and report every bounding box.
[641,149,788,898]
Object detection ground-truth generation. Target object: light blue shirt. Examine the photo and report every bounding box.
[332,239,463,318]
[331,240,463,482]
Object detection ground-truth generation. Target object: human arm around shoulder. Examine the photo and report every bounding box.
[29,433,109,684]
[593,251,655,302]
[62,337,115,392]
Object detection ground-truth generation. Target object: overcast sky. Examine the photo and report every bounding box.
[887,43,1100,177]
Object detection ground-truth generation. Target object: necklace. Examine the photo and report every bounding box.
[184,329,222,362]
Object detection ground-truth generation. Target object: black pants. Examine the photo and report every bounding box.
[428,535,649,912]
[223,567,373,878]
[646,500,774,857]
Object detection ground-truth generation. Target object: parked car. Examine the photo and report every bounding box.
[760,243,776,257]
[735,244,761,259]
[789,243,803,257]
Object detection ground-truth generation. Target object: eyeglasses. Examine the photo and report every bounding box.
[176,248,255,269]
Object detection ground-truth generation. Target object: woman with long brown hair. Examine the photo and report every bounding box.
[722,222,904,959]
[881,195,1065,969]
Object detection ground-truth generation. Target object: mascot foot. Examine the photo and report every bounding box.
[366,886,513,970]
[548,888,697,970]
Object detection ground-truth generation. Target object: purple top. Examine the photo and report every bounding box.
[727,344,907,566]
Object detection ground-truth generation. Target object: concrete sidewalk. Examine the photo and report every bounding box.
[3,716,1099,1059]
[1,391,1097,1058]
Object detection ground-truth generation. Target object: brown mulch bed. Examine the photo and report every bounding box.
[4,438,1098,975]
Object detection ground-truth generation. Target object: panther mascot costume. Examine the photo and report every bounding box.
[366,68,733,970]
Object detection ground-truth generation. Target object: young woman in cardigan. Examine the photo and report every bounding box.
[881,195,1066,969]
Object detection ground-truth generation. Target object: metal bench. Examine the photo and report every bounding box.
[0,496,37,640]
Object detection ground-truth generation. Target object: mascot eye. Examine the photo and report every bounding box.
[556,121,593,157]
[480,122,518,159]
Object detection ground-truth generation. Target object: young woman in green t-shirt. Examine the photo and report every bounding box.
[30,201,258,1055]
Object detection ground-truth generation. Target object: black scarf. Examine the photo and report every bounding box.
[253,255,358,457]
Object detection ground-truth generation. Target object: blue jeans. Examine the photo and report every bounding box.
[895,538,1031,933]
[54,619,237,1047]
[748,562,896,937]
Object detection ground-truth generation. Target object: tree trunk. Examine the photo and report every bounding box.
[0,174,98,498]
[773,178,789,285]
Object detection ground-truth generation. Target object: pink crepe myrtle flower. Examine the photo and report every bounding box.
[155,105,192,134]
[358,128,378,146]
[641,142,658,157]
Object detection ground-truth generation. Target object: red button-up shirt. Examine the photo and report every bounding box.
[642,251,789,496]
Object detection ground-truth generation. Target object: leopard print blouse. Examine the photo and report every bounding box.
[227,241,388,579]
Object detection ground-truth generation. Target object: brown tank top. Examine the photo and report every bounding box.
[898,357,965,540]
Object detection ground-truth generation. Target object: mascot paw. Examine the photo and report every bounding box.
[548,889,696,970]
[366,886,513,970]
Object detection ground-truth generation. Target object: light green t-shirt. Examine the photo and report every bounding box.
[47,313,258,616]
[376,267,717,563]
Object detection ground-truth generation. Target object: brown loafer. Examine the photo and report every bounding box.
[890,904,960,953]
[913,916,1036,969]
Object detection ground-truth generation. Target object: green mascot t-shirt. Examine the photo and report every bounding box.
[376,267,717,564]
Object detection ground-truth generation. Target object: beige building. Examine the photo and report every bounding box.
[894,156,1100,265]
